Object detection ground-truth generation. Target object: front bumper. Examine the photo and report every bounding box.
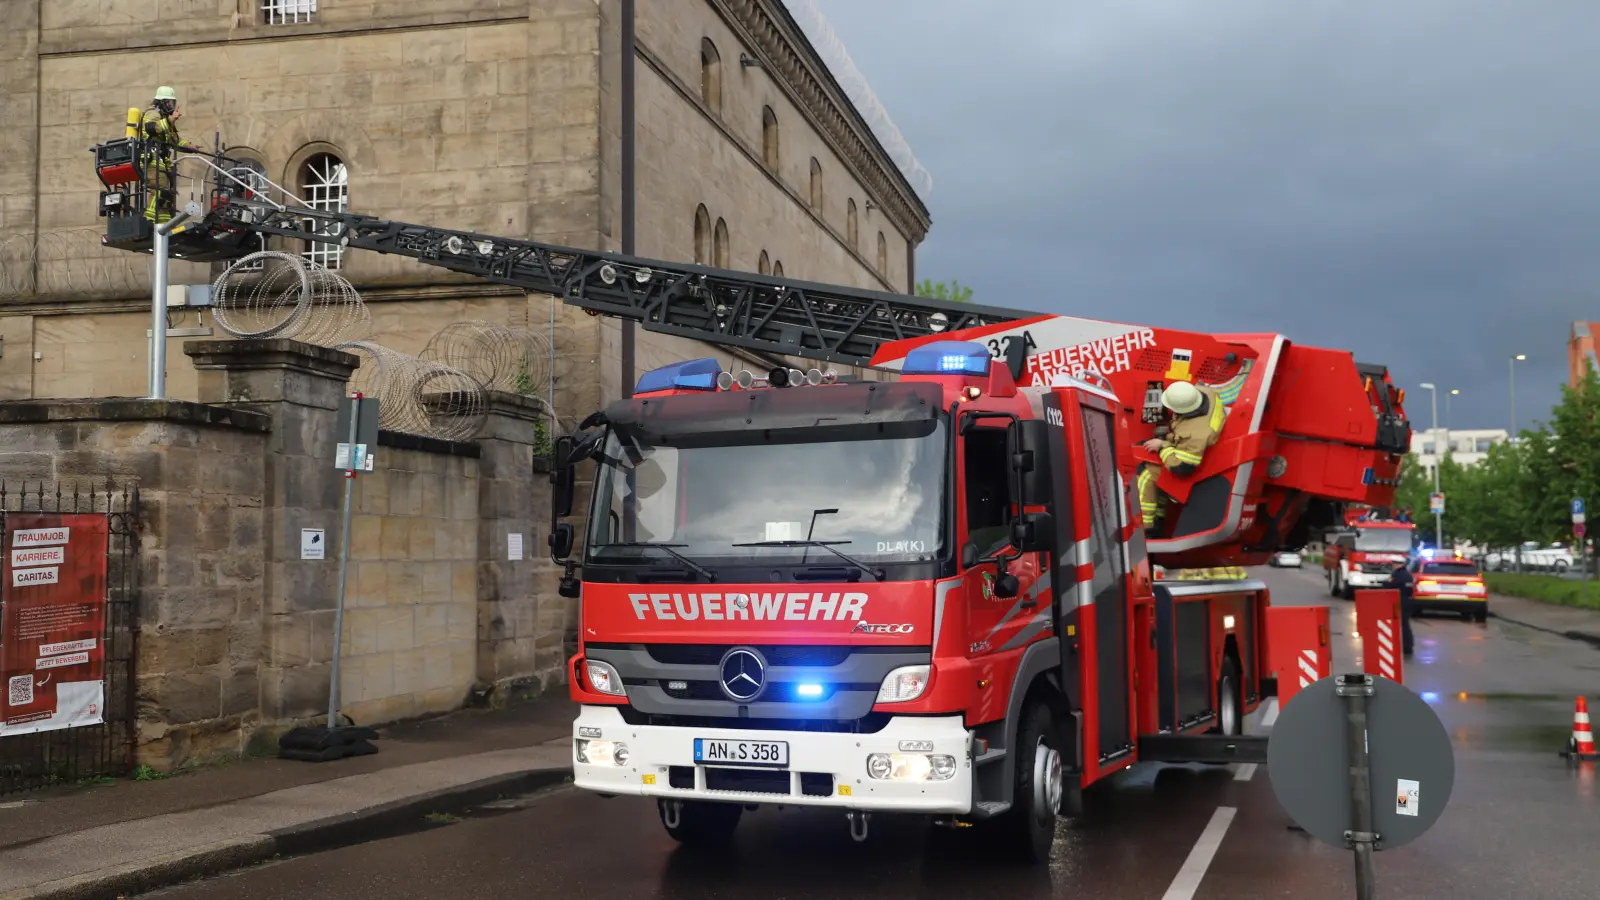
[1345,571,1391,588]
[571,705,973,813]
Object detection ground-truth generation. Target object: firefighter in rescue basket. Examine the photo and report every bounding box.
[1137,380,1227,532]
[140,86,202,224]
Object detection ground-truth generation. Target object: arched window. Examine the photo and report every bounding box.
[700,38,722,115]
[876,231,888,274]
[714,217,730,269]
[773,260,784,278]
[846,198,858,249]
[762,106,779,169]
[300,152,349,268]
[693,204,711,264]
[758,250,770,275]
[808,158,822,211]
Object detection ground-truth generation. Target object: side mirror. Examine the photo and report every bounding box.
[1011,512,1055,554]
[1013,420,1053,508]
[548,522,575,561]
[551,436,576,518]
[961,542,979,568]
[992,572,1020,598]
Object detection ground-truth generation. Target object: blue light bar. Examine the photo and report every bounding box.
[635,357,721,394]
[902,341,991,377]
[795,683,825,700]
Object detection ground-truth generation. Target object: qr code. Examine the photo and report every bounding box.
[7,675,32,707]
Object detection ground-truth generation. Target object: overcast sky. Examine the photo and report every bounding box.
[810,0,1600,434]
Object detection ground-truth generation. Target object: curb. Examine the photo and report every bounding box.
[1488,611,1600,648]
[0,766,573,900]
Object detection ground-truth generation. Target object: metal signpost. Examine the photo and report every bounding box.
[1574,499,1586,599]
[1268,674,1455,900]
[278,393,382,762]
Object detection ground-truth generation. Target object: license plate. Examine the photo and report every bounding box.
[694,738,789,768]
[1437,583,1466,592]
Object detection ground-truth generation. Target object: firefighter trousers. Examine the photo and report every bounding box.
[142,155,176,224]
[1136,462,1169,528]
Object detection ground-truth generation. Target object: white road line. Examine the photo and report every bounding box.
[1260,697,1280,728]
[1231,762,1258,781]
[1160,806,1237,900]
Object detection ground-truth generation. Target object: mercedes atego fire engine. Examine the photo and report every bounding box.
[92,132,1411,863]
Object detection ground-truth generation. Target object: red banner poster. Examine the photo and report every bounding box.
[0,513,109,736]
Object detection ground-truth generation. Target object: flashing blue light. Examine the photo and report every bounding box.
[902,341,991,377]
[1421,692,1441,705]
[1420,547,1435,559]
[635,357,721,394]
[795,683,825,699]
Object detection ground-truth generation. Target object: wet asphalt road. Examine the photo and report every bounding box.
[154,567,1600,900]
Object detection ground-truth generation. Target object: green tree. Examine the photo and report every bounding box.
[916,279,973,303]
[1393,452,1433,522]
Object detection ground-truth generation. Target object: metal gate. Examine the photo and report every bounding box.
[0,480,139,794]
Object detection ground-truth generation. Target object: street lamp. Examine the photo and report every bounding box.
[1419,382,1443,549]
[1447,388,1459,432]
[148,201,201,400]
[1509,354,1526,436]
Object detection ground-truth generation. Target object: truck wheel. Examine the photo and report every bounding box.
[657,799,742,845]
[1212,656,1243,737]
[1327,568,1338,597]
[994,699,1062,864]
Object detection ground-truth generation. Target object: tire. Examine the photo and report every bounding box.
[658,799,742,845]
[1212,656,1243,737]
[1474,608,1488,623]
[1556,560,1571,574]
[992,698,1063,864]
[1327,568,1339,597]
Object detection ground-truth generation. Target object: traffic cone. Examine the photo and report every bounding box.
[1559,697,1599,761]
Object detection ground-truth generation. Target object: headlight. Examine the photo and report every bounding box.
[865,752,957,781]
[585,660,625,696]
[877,665,930,703]
[576,739,629,766]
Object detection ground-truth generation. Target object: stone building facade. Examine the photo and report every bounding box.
[0,0,931,413]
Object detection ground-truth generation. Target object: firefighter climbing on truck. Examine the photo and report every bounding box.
[1136,380,1227,536]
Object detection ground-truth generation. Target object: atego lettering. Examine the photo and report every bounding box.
[627,592,868,622]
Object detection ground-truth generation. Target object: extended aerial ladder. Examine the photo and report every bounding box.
[91,137,1410,564]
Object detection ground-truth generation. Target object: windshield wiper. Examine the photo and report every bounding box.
[605,542,717,582]
[730,540,885,582]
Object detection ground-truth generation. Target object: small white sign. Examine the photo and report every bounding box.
[11,566,59,587]
[508,533,524,561]
[11,546,65,568]
[335,444,375,471]
[13,527,69,548]
[301,528,326,560]
[1396,778,1419,817]
[765,521,802,542]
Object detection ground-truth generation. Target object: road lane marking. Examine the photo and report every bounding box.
[1160,806,1237,900]
[1232,763,1257,781]
[1261,697,1280,727]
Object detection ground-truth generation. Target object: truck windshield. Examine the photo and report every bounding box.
[1355,528,1413,552]
[586,420,948,568]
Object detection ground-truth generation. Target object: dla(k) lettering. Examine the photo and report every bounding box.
[627,592,868,621]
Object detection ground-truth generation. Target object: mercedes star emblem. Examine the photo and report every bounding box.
[719,647,767,702]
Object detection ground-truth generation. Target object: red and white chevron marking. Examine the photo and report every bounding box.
[1298,648,1320,688]
[1374,618,1398,680]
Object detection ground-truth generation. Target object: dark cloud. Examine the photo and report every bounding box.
[812,0,1600,432]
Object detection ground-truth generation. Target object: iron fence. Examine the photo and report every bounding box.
[0,480,140,794]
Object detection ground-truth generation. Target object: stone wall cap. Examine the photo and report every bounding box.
[378,429,481,459]
[184,338,360,379]
[482,390,552,422]
[0,398,272,432]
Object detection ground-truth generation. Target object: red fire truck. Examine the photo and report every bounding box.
[91,139,1411,863]
[1322,507,1417,598]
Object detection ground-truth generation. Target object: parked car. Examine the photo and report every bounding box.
[1483,542,1574,573]
[1269,550,1302,568]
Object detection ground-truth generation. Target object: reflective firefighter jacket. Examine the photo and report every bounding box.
[1158,383,1226,476]
[140,107,183,152]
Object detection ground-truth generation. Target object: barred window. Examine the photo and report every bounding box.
[262,0,315,25]
[299,152,348,269]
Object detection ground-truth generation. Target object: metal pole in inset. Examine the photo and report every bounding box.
[147,204,195,400]
[327,393,361,730]
[1339,674,1379,900]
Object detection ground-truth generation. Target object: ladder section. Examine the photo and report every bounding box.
[209,201,1029,368]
